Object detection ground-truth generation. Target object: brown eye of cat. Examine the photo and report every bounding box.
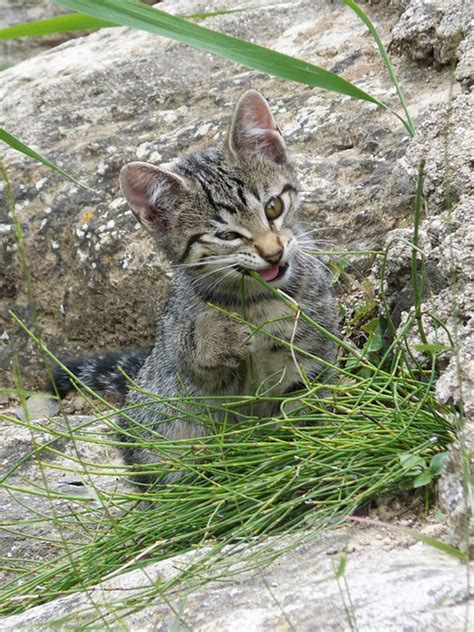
[216,231,241,241]
[265,196,284,221]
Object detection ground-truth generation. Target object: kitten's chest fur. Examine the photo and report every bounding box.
[226,294,307,396]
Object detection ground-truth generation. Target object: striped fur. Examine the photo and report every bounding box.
[48,349,150,398]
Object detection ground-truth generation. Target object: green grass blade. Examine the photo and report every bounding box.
[186,8,251,21]
[53,0,383,107]
[0,8,248,41]
[342,0,416,136]
[0,128,95,192]
[0,13,113,39]
[414,344,453,353]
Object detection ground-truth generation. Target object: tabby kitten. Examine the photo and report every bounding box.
[30,90,337,481]
[117,90,337,476]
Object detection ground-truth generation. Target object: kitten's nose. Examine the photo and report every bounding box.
[262,248,283,264]
[255,235,284,264]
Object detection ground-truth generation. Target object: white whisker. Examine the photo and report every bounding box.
[205,268,238,294]
[296,224,342,233]
[297,239,334,248]
[175,256,231,269]
[191,264,236,285]
[296,250,332,276]
[295,227,322,239]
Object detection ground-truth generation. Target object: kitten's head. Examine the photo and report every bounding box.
[120,90,307,298]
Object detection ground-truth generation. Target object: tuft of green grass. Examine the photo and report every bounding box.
[0,267,458,621]
[0,99,459,632]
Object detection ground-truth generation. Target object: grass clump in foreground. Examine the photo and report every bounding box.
[0,270,459,624]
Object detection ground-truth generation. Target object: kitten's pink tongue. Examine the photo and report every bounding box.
[258,265,280,282]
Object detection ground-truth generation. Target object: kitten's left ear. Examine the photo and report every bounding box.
[228,90,287,164]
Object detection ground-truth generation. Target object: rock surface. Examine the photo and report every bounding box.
[373,86,474,555]
[0,0,160,67]
[0,0,473,626]
[0,526,471,631]
[0,1,72,67]
[0,410,134,584]
[390,0,470,67]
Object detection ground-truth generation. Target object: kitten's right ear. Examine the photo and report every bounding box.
[120,162,186,231]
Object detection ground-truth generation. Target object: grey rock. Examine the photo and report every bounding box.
[0,1,74,68]
[390,0,471,67]
[455,28,474,88]
[0,528,471,631]
[15,392,59,420]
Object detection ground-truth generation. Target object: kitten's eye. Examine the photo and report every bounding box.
[265,196,284,221]
[216,230,242,241]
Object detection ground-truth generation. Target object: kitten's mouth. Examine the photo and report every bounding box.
[257,263,288,282]
[236,263,289,282]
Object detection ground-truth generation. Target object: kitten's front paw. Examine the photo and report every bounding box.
[195,310,254,369]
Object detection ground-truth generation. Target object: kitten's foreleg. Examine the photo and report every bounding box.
[176,310,253,389]
[194,310,253,368]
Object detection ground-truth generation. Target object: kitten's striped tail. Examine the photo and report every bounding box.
[17,348,150,420]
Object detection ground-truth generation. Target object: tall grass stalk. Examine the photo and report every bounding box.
[0,8,248,40]
[0,129,95,191]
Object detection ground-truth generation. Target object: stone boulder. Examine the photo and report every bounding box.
[390,0,471,68]
[1,527,471,630]
[0,0,472,621]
